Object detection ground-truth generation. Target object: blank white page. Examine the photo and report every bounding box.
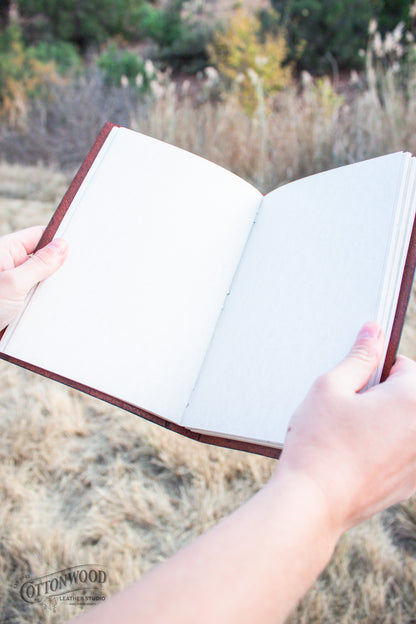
[182,153,407,446]
[0,127,262,423]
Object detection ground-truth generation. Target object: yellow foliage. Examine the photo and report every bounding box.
[313,77,345,119]
[208,9,292,113]
[0,28,60,128]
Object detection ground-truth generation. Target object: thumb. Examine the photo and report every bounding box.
[11,238,68,295]
[331,321,385,392]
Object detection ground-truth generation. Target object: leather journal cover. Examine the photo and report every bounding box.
[380,212,416,383]
[1,122,415,460]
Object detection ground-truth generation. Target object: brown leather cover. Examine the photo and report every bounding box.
[380,211,416,382]
[1,125,415,460]
[0,351,280,458]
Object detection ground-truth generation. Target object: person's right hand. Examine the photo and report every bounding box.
[275,321,416,535]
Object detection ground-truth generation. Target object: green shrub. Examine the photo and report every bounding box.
[140,0,215,72]
[376,0,412,34]
[30,40,82,74]
[16,0,146,51]
[97,44,149,91]
[140,0,183,48]
[261,0,413,73]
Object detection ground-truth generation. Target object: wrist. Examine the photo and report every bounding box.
[266,464,343,551]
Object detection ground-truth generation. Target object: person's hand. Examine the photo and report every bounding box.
[276,321,416,535]
[0,226,68,332]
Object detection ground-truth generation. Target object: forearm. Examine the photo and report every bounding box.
[68,468,339,624]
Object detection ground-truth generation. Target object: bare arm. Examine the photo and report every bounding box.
[67,322,416,624]
[70,471,336,624]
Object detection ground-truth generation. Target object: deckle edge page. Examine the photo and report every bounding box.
[380,155,416,382]
[366,151,412,389]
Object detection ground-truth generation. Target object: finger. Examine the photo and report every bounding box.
[10,238,68,294]
[331,321,385,392]
[2,226,45,254]
[0,226,46,270]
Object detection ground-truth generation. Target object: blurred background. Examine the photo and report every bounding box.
[2,0,416,185]
[2,2,416,623]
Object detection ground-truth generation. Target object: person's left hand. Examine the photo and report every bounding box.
[0,226,68,332]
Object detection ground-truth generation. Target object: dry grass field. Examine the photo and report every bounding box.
[2,131,416,624]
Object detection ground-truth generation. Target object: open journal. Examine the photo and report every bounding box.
[1,122,416,459]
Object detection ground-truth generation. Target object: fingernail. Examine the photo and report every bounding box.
[357,321,382,340]
[48,238,68,255]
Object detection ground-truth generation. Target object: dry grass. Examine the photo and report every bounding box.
[0,356,274,623]
[2,89,416,622]
[5,64,416,191]
[129,79,416,194]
